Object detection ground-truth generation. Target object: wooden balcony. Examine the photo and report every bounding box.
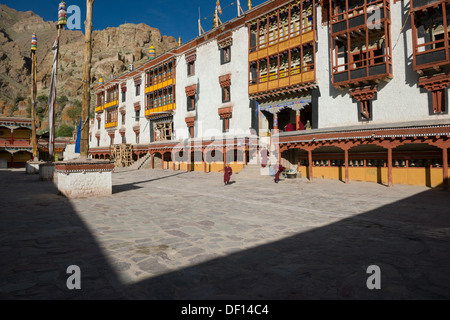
[105,121,117,129]
[95,105,104,113]
[332,60,392,87]
[410,0,442,10]
[145,103,175,117]
[330,0,389,36]
[249,31,314,62]
[249,70,315,95]
[104,100,119,109]
[410,0,450,72]
[145,77,175,93]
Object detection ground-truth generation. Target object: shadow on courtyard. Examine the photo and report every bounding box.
[112,171,187,194]
[0,169,449,300]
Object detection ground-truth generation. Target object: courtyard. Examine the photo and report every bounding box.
[0,167,449,300]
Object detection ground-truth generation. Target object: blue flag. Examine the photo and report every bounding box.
[75,116,82,153]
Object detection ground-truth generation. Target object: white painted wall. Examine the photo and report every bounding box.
[90,72,149,149]
[315,1,450,129]
[174,26,251,141]
[56,170,112,198]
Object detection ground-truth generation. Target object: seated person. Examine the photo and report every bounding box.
[284,123,294,132]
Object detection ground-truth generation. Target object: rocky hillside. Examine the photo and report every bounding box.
[0,3,178,132]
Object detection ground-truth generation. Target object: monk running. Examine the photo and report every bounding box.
[274,163,286,183]
[261,148,269,168]
[221,165,233,185]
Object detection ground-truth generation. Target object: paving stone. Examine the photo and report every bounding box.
[1,168,449,299]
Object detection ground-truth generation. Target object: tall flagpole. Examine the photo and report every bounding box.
[30,33,38,160]
[80,0,95,159]
[49,1,67,161]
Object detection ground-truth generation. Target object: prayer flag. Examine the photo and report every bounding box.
[48,36,59,159]
[216,0,222,14]
[75,116,82,153]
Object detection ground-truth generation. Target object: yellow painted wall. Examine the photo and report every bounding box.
[298,165,442,187]
[13,152,32,162]
[209,162,224,172]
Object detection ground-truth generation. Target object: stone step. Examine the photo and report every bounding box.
[128,153,151,170]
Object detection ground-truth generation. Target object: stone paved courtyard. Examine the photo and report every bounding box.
[0,167,449,299]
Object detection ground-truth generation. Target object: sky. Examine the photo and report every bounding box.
[1,0,268,43]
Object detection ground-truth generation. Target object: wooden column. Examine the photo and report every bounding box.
[344,148,349,183]
[172,152,176,171]
[80,0,95,159]
[296,109,301,130]
[31,49,37,160]
[150,153,154,169]
[162,152,165,170]
[278,147,282,166]
[10,129,13,145]
[273,112,278,133]
[443,147,448,191]
[308,149,313,181]
[223,146,226,168]
[388,147,393,187]
[187,150,191,172]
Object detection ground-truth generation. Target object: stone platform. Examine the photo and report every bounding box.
[54,159,114,198]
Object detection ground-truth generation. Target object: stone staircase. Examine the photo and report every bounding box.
[236,151,277,180]
[127,153,151,170]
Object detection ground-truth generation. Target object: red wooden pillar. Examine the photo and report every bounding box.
[344,148,349,184]
[296,110,301,131]
[308,149,313,181]
[273,112,278,133]
[223,146,226,169]
[388,147,393,187]
[278,147,282,166]
[10,129,14,145]
[150,153,154,169]
[162,152,165,170]
[443,147,448,191]
[187,150,191,172]
[172,152,176,171]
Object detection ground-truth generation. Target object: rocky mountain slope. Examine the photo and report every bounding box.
[0,3,178,131]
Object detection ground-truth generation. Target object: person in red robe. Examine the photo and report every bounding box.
[274,163,286,183]
[261,148,269,168]
[298,120,305,130]
[222,165,233,185]
[284,123,294,132]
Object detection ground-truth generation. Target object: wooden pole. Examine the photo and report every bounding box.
[443,147,448,191]
[30,50,38,160]
[80,0,95,159]
[388,147,393,187]
[50,26,62,162]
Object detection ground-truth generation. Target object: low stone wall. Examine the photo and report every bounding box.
[39,162,55,181]
[54,159,114,198]
[26,161,43,174]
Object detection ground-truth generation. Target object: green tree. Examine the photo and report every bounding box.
[56,124,74,137]
[67,105,82,126]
